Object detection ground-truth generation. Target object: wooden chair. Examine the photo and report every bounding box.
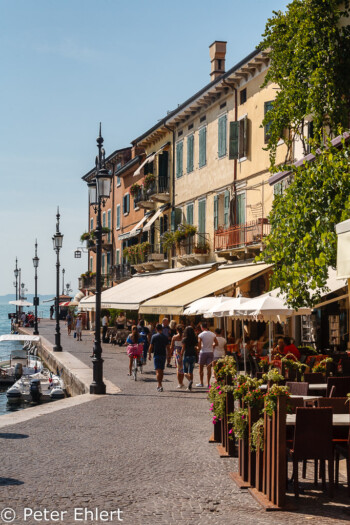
[287,408,334,497]
[287,397,304,413]
[304,372,326,384]
[326,377,350,398]
[317,397,348,413]
[286,382,309,396]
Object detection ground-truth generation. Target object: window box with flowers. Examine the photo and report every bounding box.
[130,183,141,197]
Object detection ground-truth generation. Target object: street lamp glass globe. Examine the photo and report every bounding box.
[14,268,19,278]
[52,232,63,250]
[33,256,39,268]
[96,168,112,200]
[88,180,98,206]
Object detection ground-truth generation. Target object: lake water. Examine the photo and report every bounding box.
[0,303,51,415]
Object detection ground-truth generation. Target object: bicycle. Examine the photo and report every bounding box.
[132,354,143,381]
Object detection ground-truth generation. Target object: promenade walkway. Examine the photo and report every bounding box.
[0,320,349,524]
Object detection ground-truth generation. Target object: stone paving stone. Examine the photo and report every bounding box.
[0,320,349,524]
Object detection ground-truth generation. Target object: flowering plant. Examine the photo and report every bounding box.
[208,382,226,422]
[214,356,236,382]
[263,384,290,417]
[244,389,264,410]
[144,173,156,190]
[312,357,333,374]
[262,368,284,384]
[250,417,264,451]
[130,183,141,197]
[258,359,270,372]
[229,408,248,439]
[233,381,249,401]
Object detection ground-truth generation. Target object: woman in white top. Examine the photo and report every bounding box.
[170,326,184,388]
[212,328,227,375]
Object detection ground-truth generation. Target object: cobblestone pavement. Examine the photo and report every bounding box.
[0,321,349,524]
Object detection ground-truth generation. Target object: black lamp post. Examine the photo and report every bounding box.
[52,208,63,351]
[14,258,19,322]
[86,124,112,395]
[33,240,39,335]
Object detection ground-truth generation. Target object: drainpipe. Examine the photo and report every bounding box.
[164,124,175,209]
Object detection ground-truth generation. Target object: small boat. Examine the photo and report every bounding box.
[0,335,43,385]
[6,369,65,403]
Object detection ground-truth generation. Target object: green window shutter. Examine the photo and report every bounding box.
[127,194,130,213]
[187,135,194,173]
[90,218,93,231]
[116,205,120,228]
[102,212,106,228]
[107,252,111,272]
[218,115,227,158]
[229,121,239,159]
[102,253,105,274]
[199,127,206,168]
[239,117,248,158]
[198,199,206,234]
[107,210,111,242]
[176,142,183,178]
[116,249,120,265]
[186,203,193,225]
[214,195,218,230]
[224,190,230,228]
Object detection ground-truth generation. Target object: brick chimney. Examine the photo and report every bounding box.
[209,41,227,81]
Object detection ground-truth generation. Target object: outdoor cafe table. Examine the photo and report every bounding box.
[308,383,327,391]
[287,413,350,426]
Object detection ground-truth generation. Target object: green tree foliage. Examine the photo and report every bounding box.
[258,137,350,308]
[260,0,350,167]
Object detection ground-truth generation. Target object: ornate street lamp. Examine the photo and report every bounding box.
[14,258,19,322]
[85,124,112,395]
[32,240,39,335]
[52,207,63,351]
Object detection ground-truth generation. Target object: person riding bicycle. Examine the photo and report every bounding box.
[126,326,143,376]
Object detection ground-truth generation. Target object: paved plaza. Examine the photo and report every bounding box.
[0,321,349,524]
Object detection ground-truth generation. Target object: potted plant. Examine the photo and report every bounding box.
[161,231,175,253]
[144,173,156,191]
[193,242,210,254]
[130,183,141,197]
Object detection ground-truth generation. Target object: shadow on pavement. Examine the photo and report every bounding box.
[0,433,29,439]
[0,477,24,486]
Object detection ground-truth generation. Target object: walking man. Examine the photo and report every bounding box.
[196,322,218,389]
[148,323,169,392]
[161,318,172,367]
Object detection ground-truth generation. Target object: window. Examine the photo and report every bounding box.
[229,117,248,160]
[89,256,93,272]
[188,123,193,130]
[116,162,121,187]
[102,211,106,228]
[220,102,227,109]
[240,89,247,105]
[199,127,207,168]
[123,194,130,214]
[187,134,194,173]
[116,249,120,266]
[178,130,183,138]
[264,101,273,143]
[144,160,154,175]
[200,115,206,123]
[186,203,194,225]
[274,178,290,196]
[107,209,111,242]
[116,204,120,229]
[176,141,183,178]
[218,114,227,158]
[90,217,94,231]
[106,252,111,273]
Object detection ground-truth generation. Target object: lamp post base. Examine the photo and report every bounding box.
[53,346,62,352]
[33,330,39,335]
[90,355,106,395]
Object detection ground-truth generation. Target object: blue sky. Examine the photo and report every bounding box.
[0,0,289,295]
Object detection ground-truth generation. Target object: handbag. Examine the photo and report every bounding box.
[74,332,77,339]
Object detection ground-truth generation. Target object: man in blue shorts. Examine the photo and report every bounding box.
[148,323,168,392]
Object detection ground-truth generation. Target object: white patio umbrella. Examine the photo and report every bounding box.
[204,296,252,374]
[183,296,233,316]
[234,294,311,360]
[9,299,33,307]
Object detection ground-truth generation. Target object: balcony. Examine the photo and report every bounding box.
[89,238,113,253]
[172,232,211,266]
[109,263,132,283]
[78,273,110,291]
[131,243,169,273]
[214,219,270,258]
[134,176,170,209]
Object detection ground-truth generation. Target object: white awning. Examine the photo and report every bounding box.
[143,204,170,232]
[9,300,33,307]
[336,219,350,279]
[139,262,271,315]
[128,212,154,238]
[133,153,156,177]
[133,142,170,177]
[78,266,213,311]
